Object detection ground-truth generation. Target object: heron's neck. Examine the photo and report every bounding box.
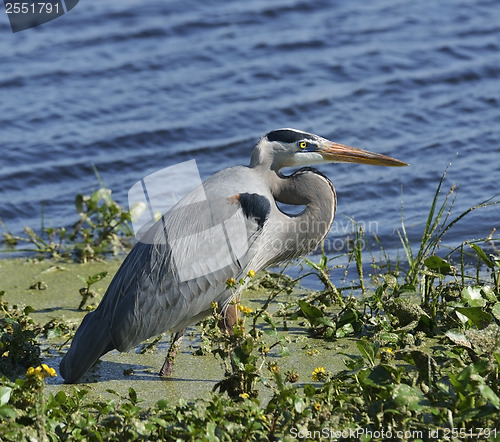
[270,168,337,258]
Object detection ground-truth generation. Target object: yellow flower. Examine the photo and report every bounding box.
[26,365,43,379]
[26,364,57,379]
[239,392,250,399]
[306,349,320,356]
[285,370,299,383]
[247,270,256,278]
[42,364,57,377]
[379,347,395,362]
[237,304,253,314]
[314,402,321,411]
[268,362,280,374]
[226,277,236,287]
[311,366,326,381]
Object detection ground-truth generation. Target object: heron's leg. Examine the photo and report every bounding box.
[218,298,240,334]
[159,330,185,377]
[217,299,242,374]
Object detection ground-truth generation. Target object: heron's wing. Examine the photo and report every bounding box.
[96,167,272,351]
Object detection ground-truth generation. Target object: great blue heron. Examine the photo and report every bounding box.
[60,128,407,383]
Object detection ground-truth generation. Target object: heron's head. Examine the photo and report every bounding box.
[251,128,407,170]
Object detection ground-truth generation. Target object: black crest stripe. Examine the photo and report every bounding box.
[266,129,313,144]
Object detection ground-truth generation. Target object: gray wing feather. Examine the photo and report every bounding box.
[60,166,277,382]
[97,167,272,351]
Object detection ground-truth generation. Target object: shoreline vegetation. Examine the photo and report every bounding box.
[1,171,500,441]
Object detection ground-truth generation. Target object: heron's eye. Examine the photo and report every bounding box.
[299,141,308,149]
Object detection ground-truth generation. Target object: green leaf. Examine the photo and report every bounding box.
[0,387,12,407]
[293,396,306,413]
[367,365,393,385]
[491,303,500,322]
[356,339,378,367]
[382,274,398,288]
[23,305,35,315]
[470,244,495,268]
[280,346,290,357]
[157,399,168,410]
[378,332,399,345]
[455,307,492,329]
[455,310,470,324]
[75,194,85,213]
[398,283,416,293]
[424,255,452,274]
[55,390,67,404]
[298,300,324,325]
[336,323,354,338]
[0,405,17,419]
[461,286,486,307]
[445,330,471,348]
[128,387,137,404]
[303,384,316,397]
[92,188,113,206]
[494,352,500,367]
[261,313,277,332]
[337,308,362,332]
[302,257,320,272]
[233,348,248,366]
[341,354,364,372]
[392,383,425,412]
[357,367,378,387]
[481,285,497,302]
[87,271,108,286]
[316,316,335,328]
[479,384,500,409]
[449,367,470,393]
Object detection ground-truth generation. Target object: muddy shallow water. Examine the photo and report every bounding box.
[0,257,358,406]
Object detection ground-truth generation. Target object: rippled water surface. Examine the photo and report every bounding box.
[1,0,499,258]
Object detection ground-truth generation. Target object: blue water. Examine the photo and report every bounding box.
[1,0,499,262]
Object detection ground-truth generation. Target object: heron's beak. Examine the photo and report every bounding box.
[319,141,408,167]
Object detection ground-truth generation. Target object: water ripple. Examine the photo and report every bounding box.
[0,0,499,252]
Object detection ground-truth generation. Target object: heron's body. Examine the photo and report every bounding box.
[60,128,406,383]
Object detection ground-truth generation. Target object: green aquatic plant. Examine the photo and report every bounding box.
[302,243,344,306]
[1,252,500,440]
[1,167,500,440]
[398,166,499,288]
[0,223,67,259]
[199,271,290,400]
[1,177,133,262]
[70,186,133,262]
[0,292,41,378]
[76,271,108,310]
[469,240,500,293]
